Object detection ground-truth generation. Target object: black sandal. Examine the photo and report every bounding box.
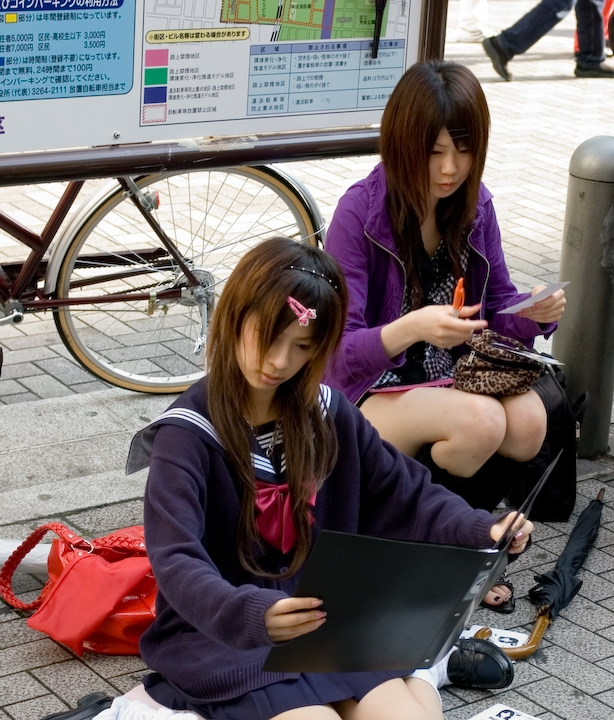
[480,570,515,614]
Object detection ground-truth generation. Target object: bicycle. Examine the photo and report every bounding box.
[0,164,325,394]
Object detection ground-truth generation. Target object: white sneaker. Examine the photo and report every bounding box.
[455,27,486,43]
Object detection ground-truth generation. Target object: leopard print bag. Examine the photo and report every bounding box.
[453,329,542,397]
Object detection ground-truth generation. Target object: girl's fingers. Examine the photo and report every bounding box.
[458,303,482,319]
[265,597,326,641]
[268,597,322,617]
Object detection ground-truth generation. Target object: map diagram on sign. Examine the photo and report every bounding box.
[141,0,411,127]
[219,0,391,42]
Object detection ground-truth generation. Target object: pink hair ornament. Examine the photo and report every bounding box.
[287,296,317,326]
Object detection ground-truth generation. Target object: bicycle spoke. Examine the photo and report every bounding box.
[54,168,319,391]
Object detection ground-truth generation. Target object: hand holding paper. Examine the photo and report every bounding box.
[498,282,568,322]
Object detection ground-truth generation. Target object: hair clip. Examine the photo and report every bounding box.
[288,265,340,292]
[448,127,469,140]
[287,296,317,326]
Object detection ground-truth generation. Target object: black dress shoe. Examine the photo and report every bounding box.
[447,638,514,689]
[482,36,512,81]
[41,693,114,720]
[575,61,614,77]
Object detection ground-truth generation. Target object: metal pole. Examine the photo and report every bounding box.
[552,136,614,458]
[0,127,379,187]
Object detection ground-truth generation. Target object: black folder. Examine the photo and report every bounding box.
[264,450,562,674]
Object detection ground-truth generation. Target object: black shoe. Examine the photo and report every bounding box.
[575,61,614,77]
[482,36,512,81]
[40,693,114,720]
[480,570,515,614]
[447,638,514,689]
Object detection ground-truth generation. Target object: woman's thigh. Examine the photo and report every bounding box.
[333,677,442,720]
[360,387,505,457]
[271,705,340,719]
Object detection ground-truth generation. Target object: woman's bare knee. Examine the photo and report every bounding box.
[499,390,547,461]
[431,394,507,477]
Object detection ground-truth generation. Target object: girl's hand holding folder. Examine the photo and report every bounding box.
[490,513,534,554]
[265,597,327,642]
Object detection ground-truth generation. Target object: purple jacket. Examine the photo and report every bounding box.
[323,163,557,404]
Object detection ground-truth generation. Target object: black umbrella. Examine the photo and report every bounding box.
[475,489,604,659]
[528,488,604,619]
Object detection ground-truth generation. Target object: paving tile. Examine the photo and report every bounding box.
[577,572,614,604]
[528,638,614,695]
[0,672,50,705]
[443,690,548,719]
[80,653,147,678]
[3,695,69,720]
[537,616,614,663]
[557,595,614,632]
[0,470,147,525]
[0,363,44,380]
[1,347,58,367]
[17,375,74,400]
[0,379,26,396]
[0,606,20,624]
[0,619,46,650]
[34,358,94,385]
[66,501,145,536]
[0,638,71,676]
[0,434,135,493]
[31,660,118,707]
[2,333,65,352]
[0,393,38,405]
[518,677,614,720]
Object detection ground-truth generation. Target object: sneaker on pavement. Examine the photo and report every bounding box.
[456,27,486,43]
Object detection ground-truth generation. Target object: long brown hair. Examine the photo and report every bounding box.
[206,237,348,578]
[380,60,490,305]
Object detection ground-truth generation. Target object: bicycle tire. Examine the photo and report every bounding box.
[53,165,322,393]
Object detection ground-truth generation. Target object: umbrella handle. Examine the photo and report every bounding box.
[473,609,552,660]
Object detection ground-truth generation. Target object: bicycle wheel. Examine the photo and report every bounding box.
[53,166,323,393]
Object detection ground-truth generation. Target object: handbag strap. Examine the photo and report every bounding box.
[0,523,148,611]
[0,522,98,611]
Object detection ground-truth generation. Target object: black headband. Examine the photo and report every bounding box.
[288,265,340,292]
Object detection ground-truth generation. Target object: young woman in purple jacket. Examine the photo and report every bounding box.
[323,61,565,612]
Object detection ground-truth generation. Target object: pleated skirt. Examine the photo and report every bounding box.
[143,669,409,720]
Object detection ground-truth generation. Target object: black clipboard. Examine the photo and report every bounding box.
[264,451,562,674]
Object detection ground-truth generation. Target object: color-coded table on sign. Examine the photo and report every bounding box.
[143,49,168,124]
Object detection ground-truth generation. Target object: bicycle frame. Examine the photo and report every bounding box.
[0,179,185,317]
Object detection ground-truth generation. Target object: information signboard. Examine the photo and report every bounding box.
[0,0,434,152]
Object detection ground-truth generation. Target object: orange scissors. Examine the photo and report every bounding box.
[451,278,465,318]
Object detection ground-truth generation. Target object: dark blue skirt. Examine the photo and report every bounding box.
[143,669,409,720]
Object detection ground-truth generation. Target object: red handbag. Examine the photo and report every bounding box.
[0,522,157,656]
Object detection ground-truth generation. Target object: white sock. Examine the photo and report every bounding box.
[93,698,198,720]
[408,645,456,692]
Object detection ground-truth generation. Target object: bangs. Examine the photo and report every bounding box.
[252,269,342,362]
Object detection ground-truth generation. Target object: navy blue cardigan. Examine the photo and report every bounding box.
[126,378,496,704]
